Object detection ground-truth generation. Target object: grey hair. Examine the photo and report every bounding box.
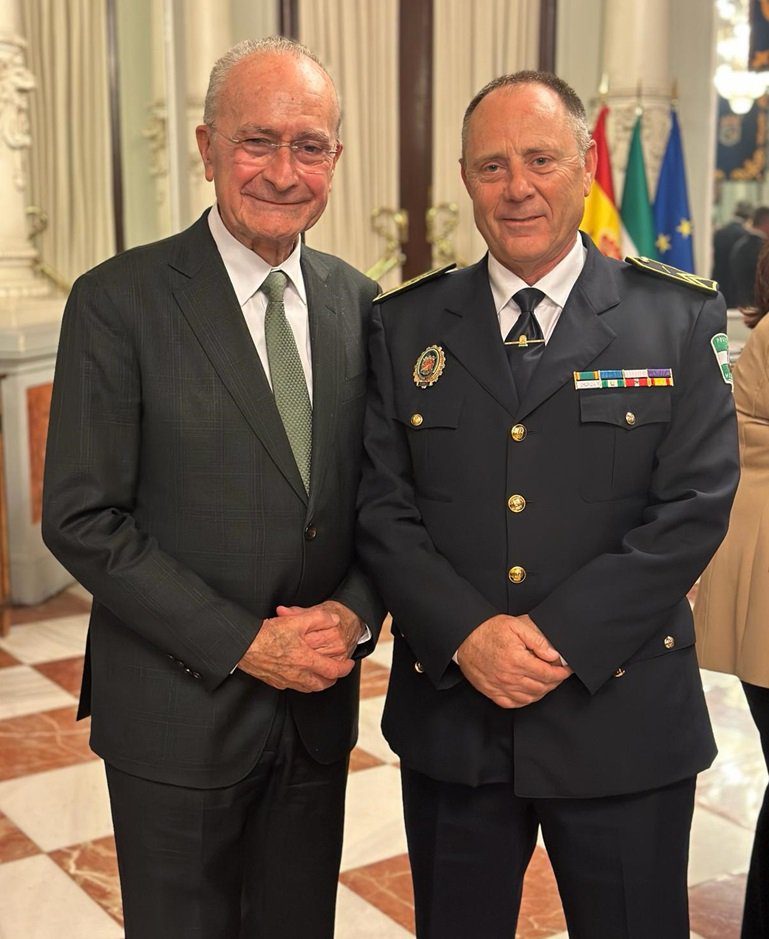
[203,36,340,131]
[461,70,591,160]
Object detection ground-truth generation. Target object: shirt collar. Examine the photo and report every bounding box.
[207,204,306,306]
[487,234,586,314]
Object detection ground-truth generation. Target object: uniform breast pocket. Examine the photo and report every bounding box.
[395,397,464,501]
[578,389,672,502]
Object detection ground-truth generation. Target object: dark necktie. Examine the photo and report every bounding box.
[504,287,546,397]
[261,270,312,493]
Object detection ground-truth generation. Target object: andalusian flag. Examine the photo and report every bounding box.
[621,115,657,259]
[653,110,694,272]
[581,106,622,259]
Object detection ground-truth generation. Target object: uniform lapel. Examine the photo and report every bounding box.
[172,214,308,503]
[440,258,520,416]
[302,248,340,512]
[516,237,620,418]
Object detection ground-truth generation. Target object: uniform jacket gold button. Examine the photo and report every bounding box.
[508,565,526,583]
[511,424,527,441]
[664,635,675,649]
[508,494,526,513]
[614,667,626,678]
[625,411,636,426]
[410,413,423,427]
[414,661,424,673]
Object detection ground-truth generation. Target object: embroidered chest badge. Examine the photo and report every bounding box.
[709,333,733,386]
[413,345,446,389]
[573,368,674,389]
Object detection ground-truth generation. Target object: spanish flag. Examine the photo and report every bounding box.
[581,106,622,259]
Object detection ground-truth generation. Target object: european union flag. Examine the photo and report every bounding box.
[653,110,694,272]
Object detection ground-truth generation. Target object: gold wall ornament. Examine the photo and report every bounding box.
[426,202,462,267]
[365,207,408,282]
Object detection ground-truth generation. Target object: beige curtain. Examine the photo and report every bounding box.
[299,0,400,287]
[23,0,115,285]
[433,0,540,266]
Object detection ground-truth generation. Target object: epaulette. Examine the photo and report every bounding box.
[624,256,718,296]
[373,263,456,304]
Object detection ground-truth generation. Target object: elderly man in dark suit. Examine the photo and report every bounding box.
[357,71,738,939]
[42,37,383,939]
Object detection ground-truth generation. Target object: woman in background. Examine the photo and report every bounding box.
[695,239,769,939]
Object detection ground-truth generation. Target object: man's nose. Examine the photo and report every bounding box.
[502,169,535,201]
[261,146,300,189]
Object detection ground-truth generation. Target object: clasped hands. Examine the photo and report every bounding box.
[237,599,362,693]
[457,613,572,708]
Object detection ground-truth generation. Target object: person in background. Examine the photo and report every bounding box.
[42,37,383,939]
[730,205,769,308]
[713,199,753,307]
[357,70,738,939]
[695,239,769,939]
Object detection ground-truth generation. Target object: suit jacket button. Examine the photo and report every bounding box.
[625,411,636,426]
[414,661,424,673]
[663,635,675,649]
[508,565,526,583]
[510,423,527,441]
[614,667,626,678]
[304,525,317,541]
[410,413,424,427]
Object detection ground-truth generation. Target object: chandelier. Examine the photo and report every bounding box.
[715,0,769,114]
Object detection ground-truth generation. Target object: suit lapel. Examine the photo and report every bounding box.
[171,215,308,503]
[440,258,520,416]
[517,237,620,418]
[302,249,340,512]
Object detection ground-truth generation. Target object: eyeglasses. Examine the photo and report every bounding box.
[210,126,339,169]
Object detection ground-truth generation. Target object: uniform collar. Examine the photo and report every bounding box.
[487,233,586,314]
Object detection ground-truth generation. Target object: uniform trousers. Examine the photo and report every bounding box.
[105,699,349,939]
[402,767,696,939]
[741,681,769,939]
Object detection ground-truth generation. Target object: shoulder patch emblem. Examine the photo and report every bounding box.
[373,263,456,304]
[625,256,718,296]
[710,332,733,386]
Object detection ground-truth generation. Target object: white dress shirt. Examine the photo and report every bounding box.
[488,234,587,343]
[208,204,313,402]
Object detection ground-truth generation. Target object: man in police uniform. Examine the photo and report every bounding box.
[357,71,739,939]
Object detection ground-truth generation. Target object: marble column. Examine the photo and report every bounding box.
[597,0,717,276]
[601,0,672,200]
[0,0,69,603]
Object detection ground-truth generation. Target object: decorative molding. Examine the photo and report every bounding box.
[0,35,35,192]
[142,100,168,206]
[603,95,672,194]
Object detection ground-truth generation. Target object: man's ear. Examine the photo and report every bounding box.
[196,125,215,182]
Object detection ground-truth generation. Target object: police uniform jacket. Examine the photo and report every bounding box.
[357,234,739,799]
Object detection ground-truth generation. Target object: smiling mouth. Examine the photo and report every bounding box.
[245,193,304,207]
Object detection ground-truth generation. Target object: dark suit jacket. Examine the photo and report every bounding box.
[43,212,384,789]
[357,235,738,799]
[729,231,764,308]
[712,219,745,306]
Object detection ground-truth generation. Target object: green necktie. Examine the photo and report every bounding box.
[261,270,312,493]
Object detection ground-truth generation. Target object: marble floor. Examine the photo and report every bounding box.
[0,586,765,938]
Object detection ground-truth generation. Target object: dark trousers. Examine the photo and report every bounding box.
[742,681,769,939]
[402,767,696,939]
[105,702,349,939]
